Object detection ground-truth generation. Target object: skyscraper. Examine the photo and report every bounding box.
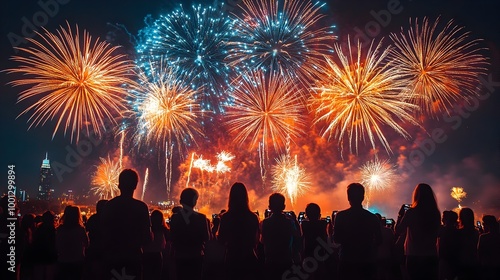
[38,152,53,200]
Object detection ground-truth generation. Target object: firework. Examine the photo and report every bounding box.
[141,168,149,201]
[216,151,235,173]
[360,159,396,191]
[193,155,215,172]
[136,3,234,112]
[451,187,467,203]
[7,23,135,142]
[310,38,419,154]
[225,70,306,154]
[228,0,336,87]
[272,154,310,205]
[133,60,203,198]
[133,60,203,150]
[91,156,121,200]
[389,18,488,117]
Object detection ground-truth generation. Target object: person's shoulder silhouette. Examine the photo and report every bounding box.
[169,188,209,280]
[333,183,381,280]
[102,169,151,263]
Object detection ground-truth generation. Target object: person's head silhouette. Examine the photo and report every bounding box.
[228,182,250,212]
[96,199,108,214]
[305,203,321,221]
[180,188,199,209]
[442,210,458,227]
[459,207,475,229]
[412,183,438,209]
[118,169,139,197]
[268,193,286,214]
[347,183,365,207]
[482,215,499,233]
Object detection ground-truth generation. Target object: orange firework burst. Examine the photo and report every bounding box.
[7,23,136,142]
[225,70,306,154]
[133,60,203,198]
[310,38,419,154]
[390,18,488,117]
[91,156,121,200]
[134,60,203,149]
[451,187,467,203]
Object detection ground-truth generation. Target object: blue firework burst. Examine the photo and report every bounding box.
[227,0,336,88]
[136,3,235,113]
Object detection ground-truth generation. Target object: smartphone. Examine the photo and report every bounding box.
[265,209,271,218]
[326,216,331,223]
[212,214,218,220]
[476,221,482,228]
[403,204,411,211]
[298,212,305,223]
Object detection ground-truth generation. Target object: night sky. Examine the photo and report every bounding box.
[1,0,499,218]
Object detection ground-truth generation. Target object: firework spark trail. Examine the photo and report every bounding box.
[165,142,174,199]
[310,38,420,154]
[186,152,196,188]
[136,3,235,112]
[228,0,336,89]
[389,18,488,117]
[91,156,121,200]
[360,159,396,208]
[7,23,136,143]
[142,168,149,201]
[119,130,125,170]
[225,70,306,182]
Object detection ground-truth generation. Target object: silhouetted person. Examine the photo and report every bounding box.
[102,169,151,280]
[457,207,479,280]
[32,211,58,280]
[143,210,168,280]
[375,214,395,280]
[396,183,441,280]
[261,193,300,280]
[19,213,36,280]
[170,188,209,280]
[301,203,328,280]
[333,183,382,280]
[84,199,107,280]
[217,182,260,280]
[56,205,89,280]
[438,210,459,280]
[478,215,500,280]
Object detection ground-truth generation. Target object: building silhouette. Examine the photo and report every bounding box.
[37,152,54,200]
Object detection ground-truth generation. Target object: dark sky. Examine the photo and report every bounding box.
[1,0,499,217]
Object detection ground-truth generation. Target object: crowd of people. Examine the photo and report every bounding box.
[1,169,499,280]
